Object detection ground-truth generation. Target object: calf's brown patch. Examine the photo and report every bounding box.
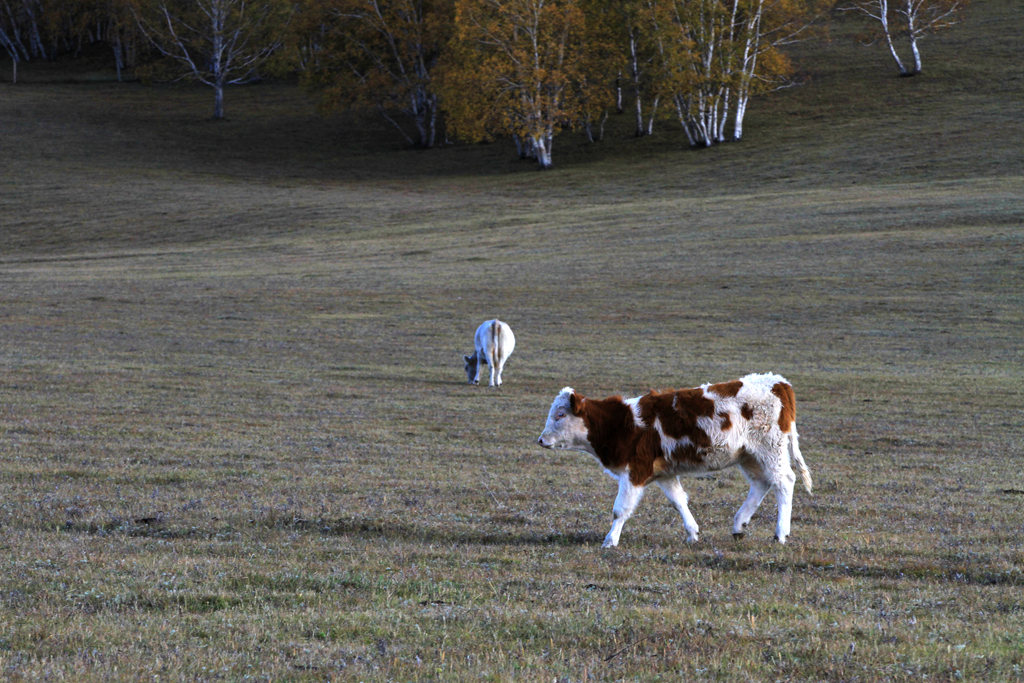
[578,395,639,472]
[708,380,743,398]
[771,382,796,432]
[639,388,714,455]
[573,379,788,490]
[628,429,665,486]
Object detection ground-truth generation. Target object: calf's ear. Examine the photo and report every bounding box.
[464,355,471,362]
[569,392,585,415]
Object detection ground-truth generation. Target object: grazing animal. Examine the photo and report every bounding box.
[464,319,516,387]
[537,373,812,546]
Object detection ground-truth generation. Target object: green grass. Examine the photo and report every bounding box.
[1,1,1023,680]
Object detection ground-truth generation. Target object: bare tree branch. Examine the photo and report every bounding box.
[134,0,292,118]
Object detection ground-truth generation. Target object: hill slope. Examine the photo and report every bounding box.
[1,0,1021,254]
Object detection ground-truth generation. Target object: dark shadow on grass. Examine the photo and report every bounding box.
[343,374,478,388]
[310,519,1024,586]
[57,514,600,546]
[679,549,1024,587]
[311,516,604,547]
[56,517,1023,587]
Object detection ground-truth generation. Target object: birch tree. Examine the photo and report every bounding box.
[605,0,661,136]
[0,6,24,82]
[729,0,823,140]
[133,0,293,119]
[95,0,145,82]
[0,0,144,82]
[575,0,618,142]
[299,0,451,148]
[57,0,144,80]
[441,0,590,169]
[1,0,46,81]
[842,0,966,76]
[658,0,732,146]
[646,0,822,146]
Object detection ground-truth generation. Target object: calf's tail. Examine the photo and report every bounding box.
[790,426,813,493]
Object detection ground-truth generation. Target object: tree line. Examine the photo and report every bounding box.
[1,0,967,168]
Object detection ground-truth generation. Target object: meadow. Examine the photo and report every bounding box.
[1,1,1023,680]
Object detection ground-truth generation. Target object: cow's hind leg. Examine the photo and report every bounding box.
[604,475,644,548]
[657,477,700,542]
[772,465,797,544]
[733,463,771,539]
[486,348,498,386]
[494,355,507,387]
[736,447,798,543]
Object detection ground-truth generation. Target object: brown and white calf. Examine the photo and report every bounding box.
[537,373,812,546]
[464,319,516,387]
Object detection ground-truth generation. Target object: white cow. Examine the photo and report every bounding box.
[464,319,516,387]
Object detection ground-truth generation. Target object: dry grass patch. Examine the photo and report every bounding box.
[2,2,1023,679]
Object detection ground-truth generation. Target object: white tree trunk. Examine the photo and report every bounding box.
[733,93,749,140]
[514,135,535,159]
[733,2,760,141]
[213,83,225,119]
[645,95,659,136]
[629,30,647,137]
[716,88,730,142]
[908,34,922,74]
[210,1,225,118]
[532,133,553,169]
[112,33,124,82]
[905,1,923,74]
[674,95,697,147]
[877,0,910,75]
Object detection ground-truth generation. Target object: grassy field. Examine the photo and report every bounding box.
[2,1,1023,680]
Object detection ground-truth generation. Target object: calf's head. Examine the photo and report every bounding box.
[463,352,479,384]
[537,387,590,451]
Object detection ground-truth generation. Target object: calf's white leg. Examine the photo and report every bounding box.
[733,468,771,539]
[773,468,797,544]
[656,477,700,542]
[604,474,644,548]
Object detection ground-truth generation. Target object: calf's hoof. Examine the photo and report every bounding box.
[732,532,745,540]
